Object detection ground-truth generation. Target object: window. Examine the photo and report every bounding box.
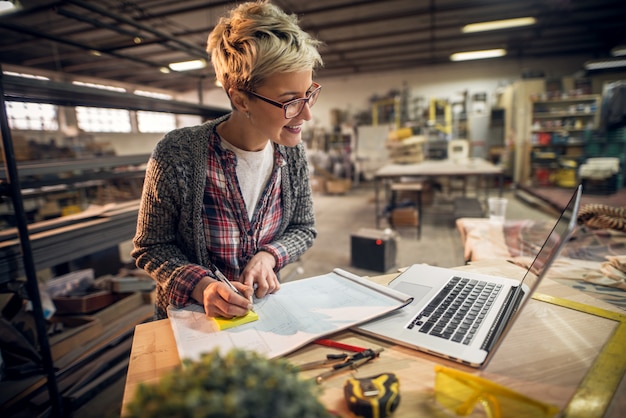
[73,80,126,93]
[134,89,172,100]
[6,101,58,131]
[137,110,176,133]
[76,107,131,133]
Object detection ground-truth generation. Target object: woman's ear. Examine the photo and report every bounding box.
[229,88,249,114]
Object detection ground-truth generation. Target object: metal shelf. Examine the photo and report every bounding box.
[530,94,600,104]
[3,74,228,118]
[0,70,228,415]
[0,154,149,178]
[0,201,139,284]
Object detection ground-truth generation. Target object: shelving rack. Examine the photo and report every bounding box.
[0,69,228,415]
[529,94,600,186]
[530,95,599,146]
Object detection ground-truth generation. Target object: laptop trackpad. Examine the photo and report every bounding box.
[394,282,432,305]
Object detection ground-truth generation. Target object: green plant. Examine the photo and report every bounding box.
[126,349,334,418]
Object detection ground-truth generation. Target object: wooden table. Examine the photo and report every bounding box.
[374,158,503,229]
[122,261,626,417]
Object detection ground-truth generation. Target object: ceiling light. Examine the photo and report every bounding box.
[0,0,20,14]
[584,58,626,71]
[168,59,206,72]
[462,17,536,33]
[611,45,626,57]
[159,67,171,74]
[450,49,507,62]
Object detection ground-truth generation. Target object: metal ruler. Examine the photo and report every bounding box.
[532,292,626,418]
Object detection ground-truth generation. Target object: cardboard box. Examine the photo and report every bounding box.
[53,290,129,314]
[325,179,351,194]
[391,207,418,226]
[310,175,326,193]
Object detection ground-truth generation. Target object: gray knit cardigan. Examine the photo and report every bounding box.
[131,114,317,319]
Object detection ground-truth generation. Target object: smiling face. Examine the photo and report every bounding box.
[244,71,316,148]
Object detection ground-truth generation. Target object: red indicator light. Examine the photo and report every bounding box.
[375,239,382,245]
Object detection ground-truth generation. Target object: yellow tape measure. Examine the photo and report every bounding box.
[344,372,400,418]
[532,292,626,418]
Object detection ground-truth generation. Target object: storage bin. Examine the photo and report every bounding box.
[582,174,621,195]
[534,167,554,186]
[538,132,552,145]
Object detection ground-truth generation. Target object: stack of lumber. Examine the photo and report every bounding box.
[0,291,154,415]
[386,135,426,164]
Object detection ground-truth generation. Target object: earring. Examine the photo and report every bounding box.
[246,112,250,119]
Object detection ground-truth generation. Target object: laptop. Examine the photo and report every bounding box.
[356,184,582,368]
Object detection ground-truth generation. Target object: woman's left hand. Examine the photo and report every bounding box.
[240,251,280,298]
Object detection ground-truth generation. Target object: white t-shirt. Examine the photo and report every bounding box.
[221,138,274,220]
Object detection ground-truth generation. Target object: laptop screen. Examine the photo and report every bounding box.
[481,184,583,359]
[517,184,582,294]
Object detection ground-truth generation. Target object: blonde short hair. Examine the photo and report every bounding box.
[207,1,323,93]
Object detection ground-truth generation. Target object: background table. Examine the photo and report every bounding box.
[374,158,503,229]
[122,261,625,418]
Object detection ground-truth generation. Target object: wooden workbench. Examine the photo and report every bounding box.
[122,261,626,417]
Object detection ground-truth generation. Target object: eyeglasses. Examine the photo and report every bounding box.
[433,365,560,418]
[245,82,321,119]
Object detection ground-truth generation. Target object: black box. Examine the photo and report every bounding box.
[351,228,397,273]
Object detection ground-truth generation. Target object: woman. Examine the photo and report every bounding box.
[132,1,323,320]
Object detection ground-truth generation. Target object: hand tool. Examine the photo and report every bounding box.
[314,348,383,384]
[296,353,349,371]
[344,372,400,418]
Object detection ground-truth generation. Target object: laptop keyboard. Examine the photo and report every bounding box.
[407,276,502,345]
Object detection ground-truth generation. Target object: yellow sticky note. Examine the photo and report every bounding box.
[214,310,259,330]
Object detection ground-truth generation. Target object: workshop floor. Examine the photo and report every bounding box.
[76,181,555,418]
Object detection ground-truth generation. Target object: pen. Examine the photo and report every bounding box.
[211,266,255,311]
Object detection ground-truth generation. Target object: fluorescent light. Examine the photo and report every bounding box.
[168,59,206,72]
[584,58,626,70]
[0,0,20,14]
[462,17,536,33]
[611,45,626,57]
[450,49,507,62]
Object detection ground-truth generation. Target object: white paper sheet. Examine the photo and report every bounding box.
[167,268,412,361]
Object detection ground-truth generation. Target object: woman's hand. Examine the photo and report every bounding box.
[240,251,280,298]
[192,277,253,318]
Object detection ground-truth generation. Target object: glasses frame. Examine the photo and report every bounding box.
[244,82,322,119]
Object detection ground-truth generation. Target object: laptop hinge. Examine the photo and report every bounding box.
[481,286,525,351]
